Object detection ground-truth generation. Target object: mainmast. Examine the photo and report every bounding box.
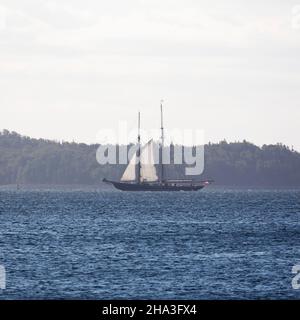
[160,100,164,183]
[137,111,141,184]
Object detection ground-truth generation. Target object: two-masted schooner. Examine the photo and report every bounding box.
[103,102,212,191]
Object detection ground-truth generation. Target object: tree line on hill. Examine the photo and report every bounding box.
[1,129,300,187]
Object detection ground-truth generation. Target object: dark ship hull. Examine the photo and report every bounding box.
[103,179,205,191]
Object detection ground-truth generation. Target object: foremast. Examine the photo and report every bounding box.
[137,111,141,184]
[160,100,165,184]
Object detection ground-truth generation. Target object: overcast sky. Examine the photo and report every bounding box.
[0,0,299,149]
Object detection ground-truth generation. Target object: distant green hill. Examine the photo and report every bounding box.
[1,130,300,187]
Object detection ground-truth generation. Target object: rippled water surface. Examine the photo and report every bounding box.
[0,188,300,299]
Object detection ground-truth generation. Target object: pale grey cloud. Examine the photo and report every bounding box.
[0,0,299,150]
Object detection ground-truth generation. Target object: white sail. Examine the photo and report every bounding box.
[140,139,158,182]
[121,153,137,181]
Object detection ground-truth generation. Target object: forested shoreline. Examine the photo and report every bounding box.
[1,130,300,187]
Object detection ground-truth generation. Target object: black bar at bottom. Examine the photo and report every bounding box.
[0,300,299,319]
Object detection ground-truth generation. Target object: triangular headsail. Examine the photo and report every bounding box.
[121,152,137,181]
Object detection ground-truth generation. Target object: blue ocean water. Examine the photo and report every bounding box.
[0,188,300,299]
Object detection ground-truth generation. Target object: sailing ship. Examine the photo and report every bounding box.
[103,102,212,191]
